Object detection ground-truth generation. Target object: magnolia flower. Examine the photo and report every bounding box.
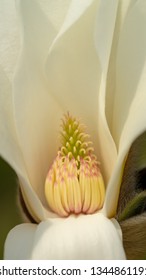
[1,0,146,260]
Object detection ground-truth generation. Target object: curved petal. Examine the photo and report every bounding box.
[46,1,102,164]
[94,0,118,184]
[50,0,95,44]
[105,0,134,132]
[0,66,26,180]
[0,66,53,222]
[4,224,37,260]
[13,0,64,209]
[4,214,126,260]
[35,0,72,33]
[38,0,86,33]
[0,0,51,222]
[104,0,146,217]
[107,0,146,146]
[0,0,20,80]
[19,176,56,222]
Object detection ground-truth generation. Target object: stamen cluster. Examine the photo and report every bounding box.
[45,113,105,217]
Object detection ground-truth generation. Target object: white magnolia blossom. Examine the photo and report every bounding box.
[1,0,146,259]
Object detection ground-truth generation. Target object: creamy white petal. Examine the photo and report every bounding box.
[17,0,57,68]
[0,0,20,80]
[4,214,126,260]
[94,0,118,184]
[19,176,55,222]
[46,1,103,164]
[4,224,37,260]
[39,0,76,33]
[51,0,95,45]
[13,0,64,210]
[0,1,64,221]
[106,0,134,133]
[0,66,54,222]
[108,0,146,146]
[13,72,62,211]
[104,0,146,216]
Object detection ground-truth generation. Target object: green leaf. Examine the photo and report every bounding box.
[118,191,146,222]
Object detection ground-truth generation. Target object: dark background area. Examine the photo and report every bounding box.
[0,157,22,259]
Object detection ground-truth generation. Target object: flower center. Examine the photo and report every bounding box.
[45,113,105,217]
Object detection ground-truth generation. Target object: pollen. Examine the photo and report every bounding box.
[45,113,105,217]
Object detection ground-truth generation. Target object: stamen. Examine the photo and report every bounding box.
[45,113,105,217]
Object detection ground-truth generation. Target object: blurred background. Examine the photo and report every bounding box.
[0,157,22,259]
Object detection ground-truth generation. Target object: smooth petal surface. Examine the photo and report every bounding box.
[46,0,102,158]
[94,0,118,184]
[109,0,146,146]
[105,0,134,131]
[104,0,146,217]
[0,0,65,221]
[4,214,126,260]
[0,0,20,80]
[50,0,95,44]
[4,223,36,260]
[0,66,51,222]
[13,0,63,210]
[36,0,72,33]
